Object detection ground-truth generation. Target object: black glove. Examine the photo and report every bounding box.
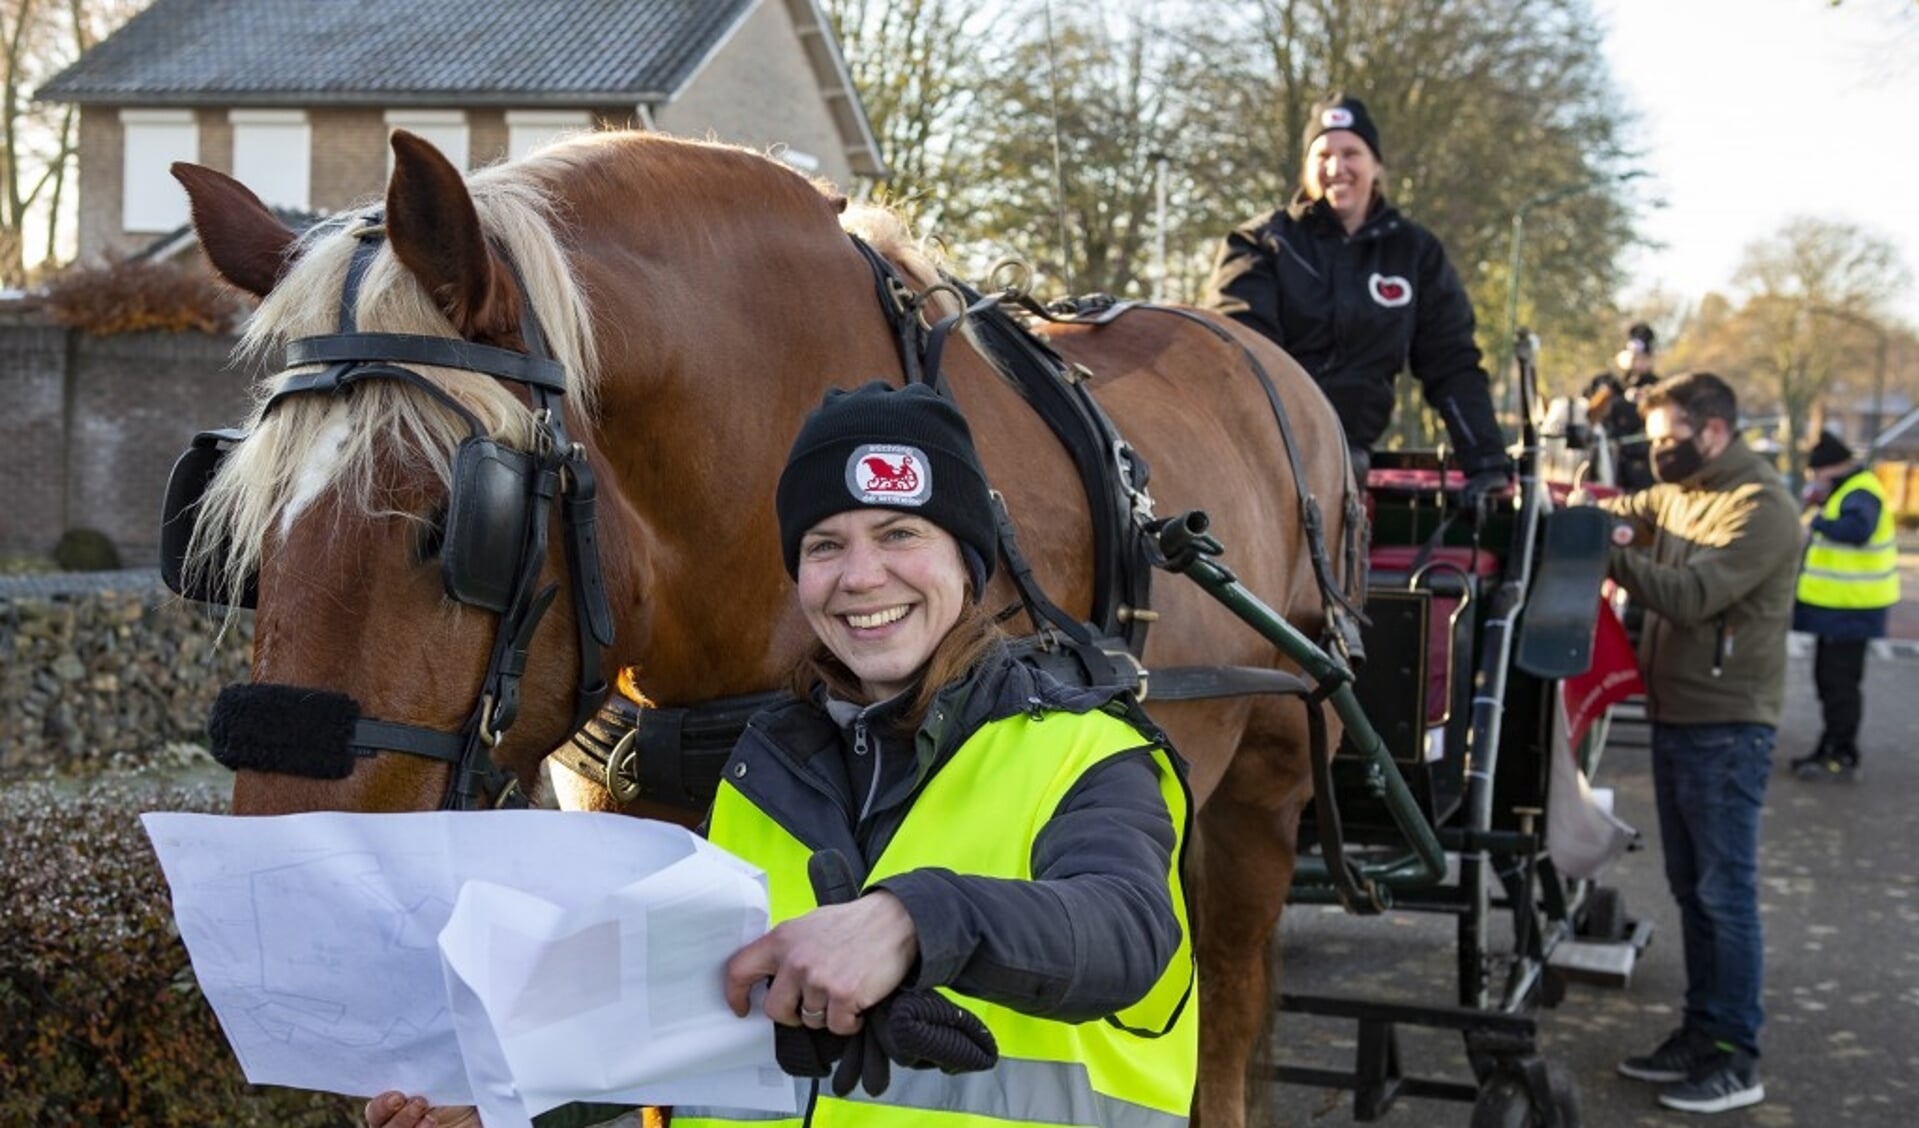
[774,850,1000,1098]
[1459,467,1511,523]
[775,1021,848,1080]
[830,987,999,1098]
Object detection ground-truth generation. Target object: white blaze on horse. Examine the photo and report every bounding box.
[172,128,1356,1126]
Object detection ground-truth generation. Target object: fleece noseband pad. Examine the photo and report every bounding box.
[208,683,360,779]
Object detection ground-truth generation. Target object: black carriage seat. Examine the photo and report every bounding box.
[1300,459,1507,849]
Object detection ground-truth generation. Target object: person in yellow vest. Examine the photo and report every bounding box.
[1788,431,1900,780]
[365,381,1196,1128]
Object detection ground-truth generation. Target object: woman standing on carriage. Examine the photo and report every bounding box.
[367,382,1198,1128]
[1202,92,1508,512]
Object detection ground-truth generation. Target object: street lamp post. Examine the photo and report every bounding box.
[1500,172,1644,416]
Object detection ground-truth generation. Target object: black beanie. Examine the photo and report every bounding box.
[1303,93,1382,161]
[1627,322,1656,355]
[776,382,998,593]
[1806,430,1854,470]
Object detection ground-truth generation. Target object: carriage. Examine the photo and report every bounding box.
[159,130,1647,1127]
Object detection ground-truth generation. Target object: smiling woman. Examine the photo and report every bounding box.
[369,380,1199,1128]
[776,381,1001,712]
[1203,91,1508,508]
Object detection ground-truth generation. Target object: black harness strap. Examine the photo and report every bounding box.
[286,334,567,392]
[1121,304,1368,642]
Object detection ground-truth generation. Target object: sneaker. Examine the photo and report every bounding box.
[1787,749,1826,777]
[1792,754,1858,781]
[1658,1048,1764,1114]
[1618,1026,1716,1083]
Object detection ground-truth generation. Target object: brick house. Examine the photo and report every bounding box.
[36,0,885,264]
[7,0,881,565]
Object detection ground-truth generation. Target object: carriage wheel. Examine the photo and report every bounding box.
[1469,1062,1580,1128]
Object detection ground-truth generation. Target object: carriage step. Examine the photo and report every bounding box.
[1546,919,1654,988]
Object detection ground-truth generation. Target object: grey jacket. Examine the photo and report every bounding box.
[1600,438,1800,726]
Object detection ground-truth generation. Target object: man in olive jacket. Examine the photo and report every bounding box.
[1596,371,1798,1115]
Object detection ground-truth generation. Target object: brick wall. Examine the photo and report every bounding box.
[0,325,70,556]
[75,107,122,263]
[655,0,857,188]
[310,107,389,212]
[0,317,248,564]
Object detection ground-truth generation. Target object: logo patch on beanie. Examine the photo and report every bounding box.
[1321,106,1355,130]
[1368,273,1412,308]
[847,444,930,505]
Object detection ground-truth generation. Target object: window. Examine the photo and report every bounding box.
[231,110,311,211]
[506,110,593,160]
[384,110,469,169]
[121,109,197,232]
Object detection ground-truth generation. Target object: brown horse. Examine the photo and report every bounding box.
[175,128,1353,1126]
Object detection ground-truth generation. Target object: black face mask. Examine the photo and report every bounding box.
[1652,435,1707,483]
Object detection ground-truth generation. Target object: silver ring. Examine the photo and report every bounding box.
[800,1007,826,1022]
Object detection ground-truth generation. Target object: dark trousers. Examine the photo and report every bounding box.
[1813,637,1869,761]
[1652,722,1774,1056]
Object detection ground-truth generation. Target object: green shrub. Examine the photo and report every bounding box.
[52,527,123,571]
[0,775,356,1125]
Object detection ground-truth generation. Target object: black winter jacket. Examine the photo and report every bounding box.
[1204,196,1506,474]
[718,643,1185,1022]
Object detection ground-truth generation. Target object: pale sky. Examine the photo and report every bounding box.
[1597,0,1919,327]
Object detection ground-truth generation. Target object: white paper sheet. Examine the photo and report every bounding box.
[142,810,797,1127]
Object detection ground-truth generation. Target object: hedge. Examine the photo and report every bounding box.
[0,773,355,1125]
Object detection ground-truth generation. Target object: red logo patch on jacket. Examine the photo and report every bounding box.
[1368,273,1413,308]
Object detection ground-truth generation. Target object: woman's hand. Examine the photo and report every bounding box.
[364,1092,482,1127]
[723,890,918,1035]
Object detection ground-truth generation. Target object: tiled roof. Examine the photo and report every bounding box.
[36,0,756,105]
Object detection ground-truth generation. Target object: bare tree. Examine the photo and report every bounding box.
[821,0,997,221]
[0,0,144,286]
[1683,218,1911,481]
[1201,0,1641,445]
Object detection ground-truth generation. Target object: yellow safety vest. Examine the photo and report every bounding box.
[679,707,1196,1128]
[1798,471,1899,610]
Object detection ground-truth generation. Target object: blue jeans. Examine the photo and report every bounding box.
[1651,722,1773,1057]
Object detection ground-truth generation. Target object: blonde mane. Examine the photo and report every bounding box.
[186,154,599,606]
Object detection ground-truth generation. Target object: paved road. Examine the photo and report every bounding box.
[1266,648,1918,1127]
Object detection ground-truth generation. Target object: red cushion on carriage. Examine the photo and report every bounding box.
[1366,467,1468,492]
[1368,545,1502,579]
[1368,545,1500,729]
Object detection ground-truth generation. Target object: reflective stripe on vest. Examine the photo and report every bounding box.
[678,1058,1190,1128]
[683,707,1196,1128]
[1798,472,1899,610]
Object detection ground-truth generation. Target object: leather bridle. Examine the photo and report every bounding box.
[183,221,613,809]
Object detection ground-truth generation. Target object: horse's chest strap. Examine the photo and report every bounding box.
[552,691,783,811]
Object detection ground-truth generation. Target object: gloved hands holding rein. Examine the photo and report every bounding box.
[1458,466,1512,525]
[770,850,998,1098]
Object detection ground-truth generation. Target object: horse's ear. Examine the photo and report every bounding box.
[385,129,515,340]
[171,162,296,299]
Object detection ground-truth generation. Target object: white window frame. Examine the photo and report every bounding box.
[230,109,311,211]
[384,109,469,169]
[121,109,198,232]
[506,109,593,160]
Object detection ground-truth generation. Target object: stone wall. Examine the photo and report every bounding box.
[0,576,250,774]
